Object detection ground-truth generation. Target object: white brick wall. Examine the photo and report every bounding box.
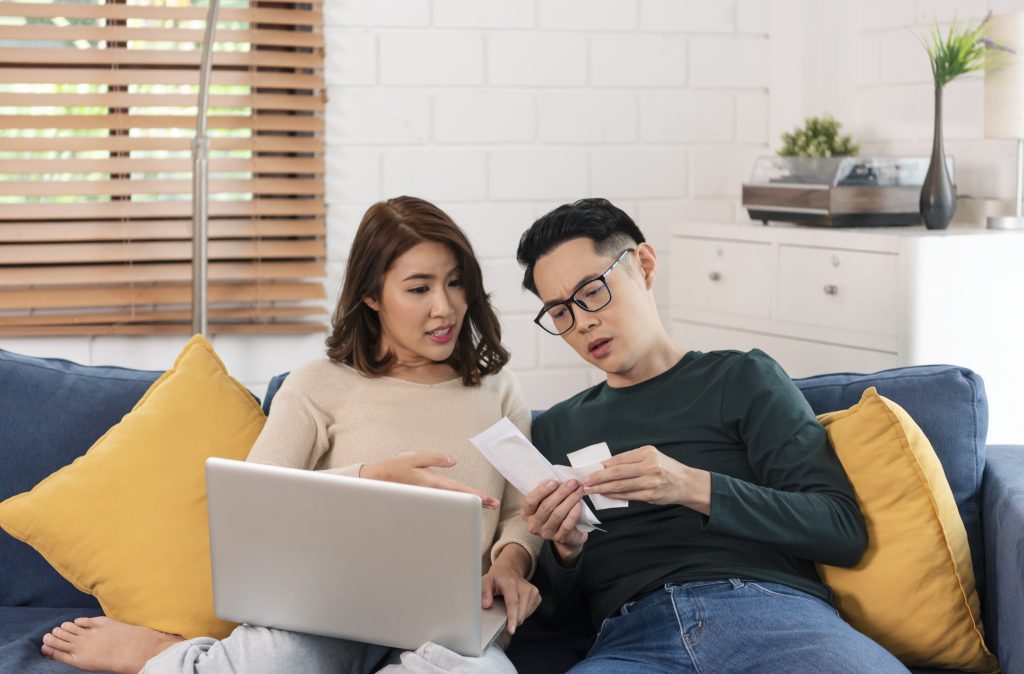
[19,0,1019,411]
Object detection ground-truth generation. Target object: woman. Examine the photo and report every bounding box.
[40,197,542,674]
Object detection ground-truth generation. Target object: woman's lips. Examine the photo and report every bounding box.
[426,325,455,344]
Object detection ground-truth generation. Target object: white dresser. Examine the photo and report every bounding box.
[669,222,1024,444]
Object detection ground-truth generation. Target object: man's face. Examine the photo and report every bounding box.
[532,237,657,384]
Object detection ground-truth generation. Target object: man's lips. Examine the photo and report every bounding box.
[587,337,612,353]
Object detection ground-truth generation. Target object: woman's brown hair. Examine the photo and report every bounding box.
[325,196,509,386]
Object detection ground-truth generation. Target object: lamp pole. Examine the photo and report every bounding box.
[191,0,220,337]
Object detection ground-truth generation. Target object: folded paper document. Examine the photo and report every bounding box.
[470,418,625,533]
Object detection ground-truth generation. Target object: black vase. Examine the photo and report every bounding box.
[920,86,956,230]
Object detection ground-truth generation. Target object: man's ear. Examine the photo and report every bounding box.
[363,296,381,312]
[636,242,657,289]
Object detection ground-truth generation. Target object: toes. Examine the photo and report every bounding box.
[41,643,53,658]
[61,621,84,636]
[47,648,76,667]
[41,633,71,653]
[74,616,97,628]
[51,626,74,643]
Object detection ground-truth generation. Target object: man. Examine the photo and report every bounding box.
[510,198,907,673]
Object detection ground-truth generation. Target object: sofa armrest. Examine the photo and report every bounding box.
[983,444,1024,674]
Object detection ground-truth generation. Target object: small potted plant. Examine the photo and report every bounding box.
[779,114,860,158]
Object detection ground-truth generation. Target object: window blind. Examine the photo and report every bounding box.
[0,0,326,335]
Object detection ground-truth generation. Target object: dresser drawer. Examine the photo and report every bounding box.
[671,237,772,319]
[777,245,899,336]
[672,321,900,377]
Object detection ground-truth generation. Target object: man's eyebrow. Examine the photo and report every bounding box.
[540,271,601,306]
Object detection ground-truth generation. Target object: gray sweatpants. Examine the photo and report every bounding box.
[140,624,516,674]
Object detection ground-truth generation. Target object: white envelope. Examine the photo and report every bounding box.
[470,417,602,533]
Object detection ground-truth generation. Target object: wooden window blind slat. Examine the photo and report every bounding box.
[1,0,326,335]
[0,306,327,328]
[0,219,325,242]
[0,261,326,286]
[0,178,325,197]
[0,114,324,133]
[0,25,324,48]
[0,92,325,112]
[0,69,323,89]
[0,239,326,265]
[0,158,324,175]
[0,281,326,311]
[0,323,328,336]
[6,201,326,220]
[0,136,322,153]
[0,47,323,69]
[0,3,322,26]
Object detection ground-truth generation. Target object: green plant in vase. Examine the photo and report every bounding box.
[917,13,1012,229]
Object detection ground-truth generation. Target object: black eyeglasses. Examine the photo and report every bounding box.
[534,248,634,336]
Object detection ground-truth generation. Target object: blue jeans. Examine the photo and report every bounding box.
[569,579,909,673]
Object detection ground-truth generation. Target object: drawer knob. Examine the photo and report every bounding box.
[823,284,839,296]
[708,271,722,282]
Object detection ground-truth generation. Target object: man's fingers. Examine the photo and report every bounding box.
[584,463,644,487]
[535,480,582,523]
[523,480,558,516]
[542,484,584,539]
[602,446,656,467]
[557,502,583,539]
[588,476,651,496]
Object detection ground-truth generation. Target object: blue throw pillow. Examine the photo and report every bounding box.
[0,349,161,608]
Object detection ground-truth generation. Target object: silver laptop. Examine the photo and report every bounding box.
[205,457,507,657]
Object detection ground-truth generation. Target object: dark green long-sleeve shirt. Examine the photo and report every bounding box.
[531,348,867,628]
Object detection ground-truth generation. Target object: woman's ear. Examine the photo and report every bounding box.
[363,296,381,312]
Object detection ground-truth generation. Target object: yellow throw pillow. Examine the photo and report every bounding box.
[0,335,265,639]
[816,387,998,673]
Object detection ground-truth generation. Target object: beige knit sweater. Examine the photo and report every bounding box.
[246,358,542,572]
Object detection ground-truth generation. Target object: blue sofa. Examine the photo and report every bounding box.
[1,347,1022,674]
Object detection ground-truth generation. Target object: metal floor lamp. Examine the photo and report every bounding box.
[191,0,221,337]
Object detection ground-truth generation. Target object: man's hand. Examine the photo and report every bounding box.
[522,480,588,566]
[584,445,711,515]
[360,452,499,510]
[481,544,540,635]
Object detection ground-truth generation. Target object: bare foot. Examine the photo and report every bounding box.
[40,616,183,674]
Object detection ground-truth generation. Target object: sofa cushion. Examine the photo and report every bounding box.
[0,607,107,673]
[794,365,988,601]
[263,371,290,416]
[0,335,265,640]
[815,388,996,673]
[0,349,161,609]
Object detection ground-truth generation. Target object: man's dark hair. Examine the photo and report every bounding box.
[516,198,646,295]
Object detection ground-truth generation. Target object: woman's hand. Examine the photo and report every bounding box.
[482,544,540,635]
[522,480,589,566]
[583,445,711,514]
[360,452,499,510]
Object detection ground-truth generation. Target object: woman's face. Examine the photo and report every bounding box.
[367,241,469,370]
